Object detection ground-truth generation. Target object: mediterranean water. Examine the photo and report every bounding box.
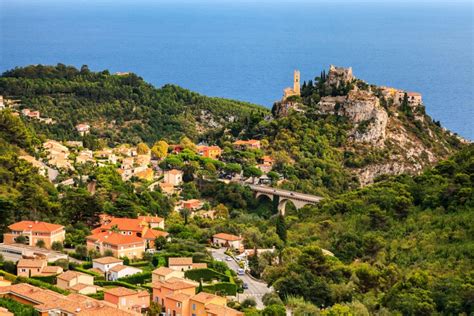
[1,0,473,139]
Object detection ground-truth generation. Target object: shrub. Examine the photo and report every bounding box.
[0,297,39,316]
[94,280,142,290]
[184,268,230,283]
[202,282,237,296]
[51,241,64,251]
[117,271,151,284]
[0,269,17,282]
[31,274,57,284]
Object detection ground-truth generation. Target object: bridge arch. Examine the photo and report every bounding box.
[277,198,314,216]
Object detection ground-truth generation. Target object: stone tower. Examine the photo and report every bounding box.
[293,70,300,95]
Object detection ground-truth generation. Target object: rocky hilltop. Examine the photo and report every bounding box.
[271,65,464,186]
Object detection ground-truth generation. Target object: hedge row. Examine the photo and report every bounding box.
[118,271,151,284]
[94,280,142,290]
[184,268,230,283]
[0,269,17,282]
[0,297,39,316]
[203,282,237,296]
[31,274,57,284]
[72,266,105,280]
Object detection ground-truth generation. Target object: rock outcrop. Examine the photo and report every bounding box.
[314,65,460,185]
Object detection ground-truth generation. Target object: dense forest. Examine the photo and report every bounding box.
[0,64,267,145]
[261,144,473,315]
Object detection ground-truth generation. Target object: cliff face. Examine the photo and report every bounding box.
[302,66,462,185]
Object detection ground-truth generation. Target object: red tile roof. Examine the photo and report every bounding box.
[104,286,137,297]
[86,231,145,246]
[8,221,64,233]
[100,218,145,232]
[213,233,242,241]
[93,256,123,265]
[169,257,192,266]
[143,229,169,239]
[138,215,164,224]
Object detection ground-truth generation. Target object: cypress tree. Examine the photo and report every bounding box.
[276,213,287,243]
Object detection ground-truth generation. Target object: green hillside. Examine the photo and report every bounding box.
[0,64,267,145]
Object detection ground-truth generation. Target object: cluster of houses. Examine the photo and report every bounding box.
[379,86,423,106]
[0,217,247,315]
[20,108,55,124]
[0,257,244,316]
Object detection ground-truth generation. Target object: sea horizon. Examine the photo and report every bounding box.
[1,0,472,139]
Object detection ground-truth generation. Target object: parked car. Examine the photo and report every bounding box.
[226,256,232,261]
[238,268,245,275]
[242,283,249,289]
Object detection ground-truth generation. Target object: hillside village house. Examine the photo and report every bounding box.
[138,215,165,229]
[91,216,169,249]
[159,182,175,195]
[56,270,98,295]
[182,199,203,211]
[151,277,243,316]
[3,220,65,249]
[17,259,63,277]
[92,256,123,275]
[152,267,184,283]
[0,283,134,315]
[108,264,143,281]
[196,145,222,159]
[86,231,146,259]
[168,257,207,272]
[232,139,261,150]
[75,123,90,136]
[163,169,183,186]
[104,287,150,314]
[212,233,243,250]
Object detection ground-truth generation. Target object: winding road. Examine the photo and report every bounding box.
[210,248,271,309]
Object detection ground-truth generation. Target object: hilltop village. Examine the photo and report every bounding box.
[0,64,471,316]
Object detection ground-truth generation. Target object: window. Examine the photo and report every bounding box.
[192,304,196,310]
[177,302,181,308]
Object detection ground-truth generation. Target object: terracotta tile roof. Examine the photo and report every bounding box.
[69,283,96,292]
[86,231,145,246]
[166,292,191,302]
[57,270,89,281]
[213,233,242,241]
[165,169,183,175]
[138,215,164,223]
[109,265,141,274]
[152,266,175,276]
[192,263,208,269]
[169,257,193,266]
[93,256,123,265]
[88,268,104,275]
[8,220,64,233]
[143,228,169,239]
[151,278,196,291]
[104,286,137,297]
[190,291,219,304]
[205,303,244,316]
[407,91,422,96]
[0,284,133,315]
[17,259,45,268]
[101,218,145,232]
[41,266,63,274]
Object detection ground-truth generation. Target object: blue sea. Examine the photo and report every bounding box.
[1,0,473,139]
